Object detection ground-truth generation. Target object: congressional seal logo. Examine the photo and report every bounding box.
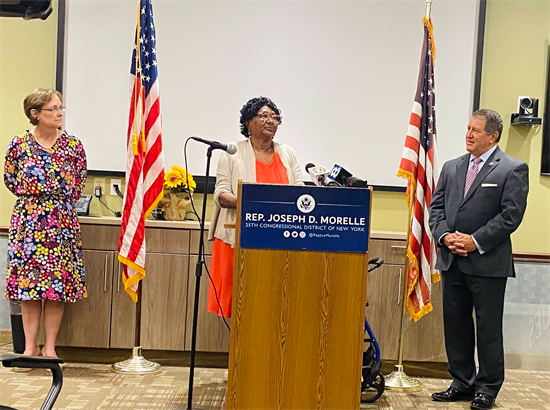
[296,194,315,213]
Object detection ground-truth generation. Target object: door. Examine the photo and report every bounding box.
[185,255,231,353]
[110,254,137,348]
[55,250,114,348]
[141,253,190,350]
[365,264,404,361]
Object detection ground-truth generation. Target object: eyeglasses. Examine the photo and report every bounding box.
[256,113,282,124]
[41,105,66,113]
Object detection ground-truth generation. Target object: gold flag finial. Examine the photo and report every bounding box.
[426,0,433,20]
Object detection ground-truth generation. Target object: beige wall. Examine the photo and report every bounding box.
[480,0,550,253]
[1,1,549,254]
[0,1,59,226]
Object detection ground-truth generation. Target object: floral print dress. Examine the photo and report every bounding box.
[4,130,88,302]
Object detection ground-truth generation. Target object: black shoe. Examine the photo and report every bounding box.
[432,387,475,402]
[471,393,494,410]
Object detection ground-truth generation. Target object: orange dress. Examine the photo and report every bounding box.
[207,152,290,317]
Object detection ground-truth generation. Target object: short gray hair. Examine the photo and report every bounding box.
[472,109,503,142]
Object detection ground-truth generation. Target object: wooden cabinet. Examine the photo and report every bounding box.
[366,265,404,360]
[71,223,195,351]
[109,254,136,349]
[141,253,190,350]
[403,280,446,362]
[190,230,212,255]
[185,255,231,352]
[56,250,114,348]
[59,221,445,362]
[366,237,446,363]
[70,221,230,353]
[369,239,408,264]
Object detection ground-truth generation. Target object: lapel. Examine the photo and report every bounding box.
[462,146,501,203]
[241,139,257,182]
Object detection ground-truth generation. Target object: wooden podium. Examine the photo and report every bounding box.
[226,183,371,410]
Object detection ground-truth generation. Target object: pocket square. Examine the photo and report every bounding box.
[481,183,498,187]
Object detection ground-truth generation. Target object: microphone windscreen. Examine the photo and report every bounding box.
[305,163,315,172]
[226,143,238,155]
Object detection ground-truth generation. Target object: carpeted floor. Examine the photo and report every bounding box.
[0,342,549,410]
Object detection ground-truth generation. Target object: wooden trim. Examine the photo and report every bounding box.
[0,227,8,236]
[513,252,550,263]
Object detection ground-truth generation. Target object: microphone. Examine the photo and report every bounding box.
[305,163,331,186]
[327,164,353,185]
[190,136,237,155]
[327,164,368,188]
[367,258,384,273]
[345,176,368,188]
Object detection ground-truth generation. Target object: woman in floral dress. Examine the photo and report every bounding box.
[4,88,87,358]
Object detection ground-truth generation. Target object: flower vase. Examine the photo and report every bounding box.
[160,191,191,221]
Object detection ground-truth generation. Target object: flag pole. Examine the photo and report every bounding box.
[385,0,434,391]
[112,0,161,375]
[112,282,161,375]
[383,193,422,391]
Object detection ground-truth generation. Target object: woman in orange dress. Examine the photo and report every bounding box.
[207,97,303,317]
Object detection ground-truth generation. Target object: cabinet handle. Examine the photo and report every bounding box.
[397,267,403,304]
[391,245,407,249]
[104,254,108,292]
[118,261,121,292]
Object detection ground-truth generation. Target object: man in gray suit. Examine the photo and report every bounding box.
[429,109,529,410]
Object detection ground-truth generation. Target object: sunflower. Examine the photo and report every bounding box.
[164,165,196,192]
[183,173,197,191]
[164,170,182,189]
[171,165,186,175]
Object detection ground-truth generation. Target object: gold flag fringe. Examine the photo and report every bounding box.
[397,169,416,207]
[118,254,145,303]
[422,17,437,66]
[132,133,138,155]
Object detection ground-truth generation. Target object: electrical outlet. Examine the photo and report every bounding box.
[110,178,122,196]
[95,177,106,193]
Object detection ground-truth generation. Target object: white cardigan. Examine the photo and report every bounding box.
[208,139,304,246]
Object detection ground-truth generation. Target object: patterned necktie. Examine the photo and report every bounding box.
[464,157,482,197]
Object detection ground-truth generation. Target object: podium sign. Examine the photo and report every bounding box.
[239,183,370,253]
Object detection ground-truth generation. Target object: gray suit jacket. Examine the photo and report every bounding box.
[429,146,529,277]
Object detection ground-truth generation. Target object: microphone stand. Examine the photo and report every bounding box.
[184,146,213,410]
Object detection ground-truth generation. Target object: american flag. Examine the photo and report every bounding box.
[397,18,440,322]
[118,0,164,302]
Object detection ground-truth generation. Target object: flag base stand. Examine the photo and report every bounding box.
[111,346,162,375]
[384,365,422,392]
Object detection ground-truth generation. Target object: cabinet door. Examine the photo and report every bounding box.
[110,254,137,348]
[80,225,120,251]
[141,253,190,350]
[369,239,407,265]
[185,255,230,352]
[190,230,213,255]
[403,279,446,362]
[56,250,114,348]
[365,264,404,361]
